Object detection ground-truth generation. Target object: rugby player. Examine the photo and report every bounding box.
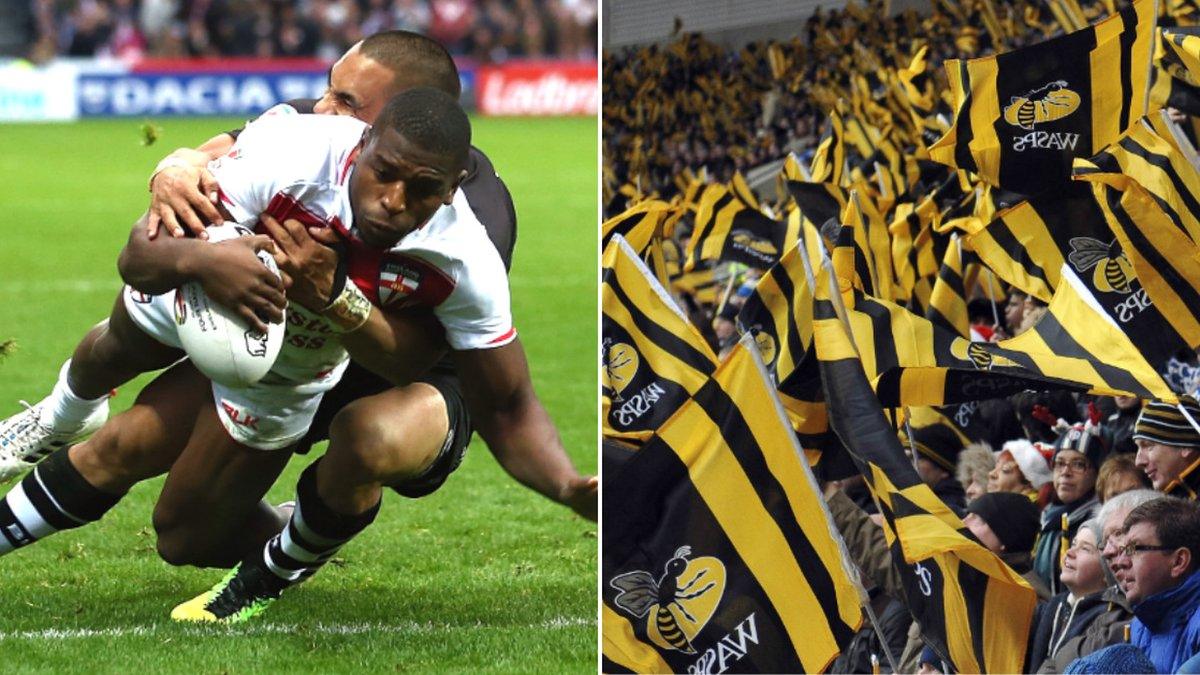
[0,37,594,620]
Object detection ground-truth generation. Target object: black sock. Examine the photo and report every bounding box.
[260,460,380,583]
[0,448,123,555]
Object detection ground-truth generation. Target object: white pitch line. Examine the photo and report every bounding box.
[0,616,593,641]
[0,279,121,295]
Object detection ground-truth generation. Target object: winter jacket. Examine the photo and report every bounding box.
[828,593,911,673]
[1130,569,1200,673]
[1033,495,1098,596]
[1028,589,1111,672]
[1037,585,1133,674]
[931,476,966,514]
[1104,406,1140,456]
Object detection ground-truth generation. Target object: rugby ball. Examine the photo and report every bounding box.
[174,223,285,388]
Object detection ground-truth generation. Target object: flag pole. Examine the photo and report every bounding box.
[986,269,1002,330]
[863,602,901,673]
[1177,401,1200,436]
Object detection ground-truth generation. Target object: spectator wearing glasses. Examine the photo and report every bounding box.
[1119,498,1200,674]
[1034,422,1105,596]
[1132,398,1200,501]
[1036,489,1160,673]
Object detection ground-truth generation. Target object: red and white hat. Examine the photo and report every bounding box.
[996,439,1054,489]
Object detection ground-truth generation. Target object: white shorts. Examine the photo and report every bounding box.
[122,285,348,450]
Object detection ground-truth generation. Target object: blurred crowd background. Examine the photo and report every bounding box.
[602,0,1089,215]
[0,0,597,61]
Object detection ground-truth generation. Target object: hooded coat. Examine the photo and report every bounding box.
[1130,569,1200,674]
[1028,589,1111,671]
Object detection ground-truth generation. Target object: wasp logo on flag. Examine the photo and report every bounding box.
[950,339,996,370]
[378,260,422,305]
[1067,237,1137,294]
[1004,81,1082,130]
[609,546,726,655]
[751,330,778,369]
[603,341,640,401]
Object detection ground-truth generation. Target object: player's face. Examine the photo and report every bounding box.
[349,127,464,249]
[314,43,396,123]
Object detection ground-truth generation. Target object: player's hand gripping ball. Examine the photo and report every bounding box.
[174,223,285,388]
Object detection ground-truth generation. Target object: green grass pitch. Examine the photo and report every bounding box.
[0,116,597,672]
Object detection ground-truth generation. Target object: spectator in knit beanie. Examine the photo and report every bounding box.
[1133,397,1200,500]
[907,424,967,513]
[964,491,1050,598]
[1062,643,1156,674]
[1034,423,1104,596]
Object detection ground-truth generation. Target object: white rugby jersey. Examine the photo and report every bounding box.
[209,114,515,384]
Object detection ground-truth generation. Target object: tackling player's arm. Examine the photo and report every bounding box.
[260,214,447,386]
[117,214,286,333]
[147,101,311,239]
[147,134,235,239]
[452,342,597,521]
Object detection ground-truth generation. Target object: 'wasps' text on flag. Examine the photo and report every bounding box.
[971,174,1189,370]
[930,0,1155,194]
[602,236,718,443]
[603,336,863,674]
[1072,174,1200,351]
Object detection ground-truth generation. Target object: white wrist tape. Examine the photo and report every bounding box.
[321,282,372,333]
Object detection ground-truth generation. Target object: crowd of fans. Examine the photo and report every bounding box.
[606,0,1200,670]
[4,0,596,62]
[821,294,1200,673]
[602,0,1112,213]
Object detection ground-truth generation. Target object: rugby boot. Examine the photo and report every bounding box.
[0,398,109,483]
[171,559,290,624]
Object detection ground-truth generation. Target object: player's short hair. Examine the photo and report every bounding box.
[359,31,461,99]
[376,87,471,173]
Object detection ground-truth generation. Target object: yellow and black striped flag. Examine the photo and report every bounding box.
[684,184,798,271]
[602,199,677,254]
[603,336,863,673]
[1150,27,1200,116]
[813,273,1085,407]
[1073,173,1200,350]
[987,263,1180,400]
[788,180,849,232]
[730,170,761,210]
[602,236,718,443]
[889,191,942,309]
[1073,118,1200,244]
[926,235,973,338]
[811,263,1038,674]
[930,0,1156,194]
[810,110,848,185]
[833,205,881,300]
[1162,26,1200,89]
[969,178,1190,369]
